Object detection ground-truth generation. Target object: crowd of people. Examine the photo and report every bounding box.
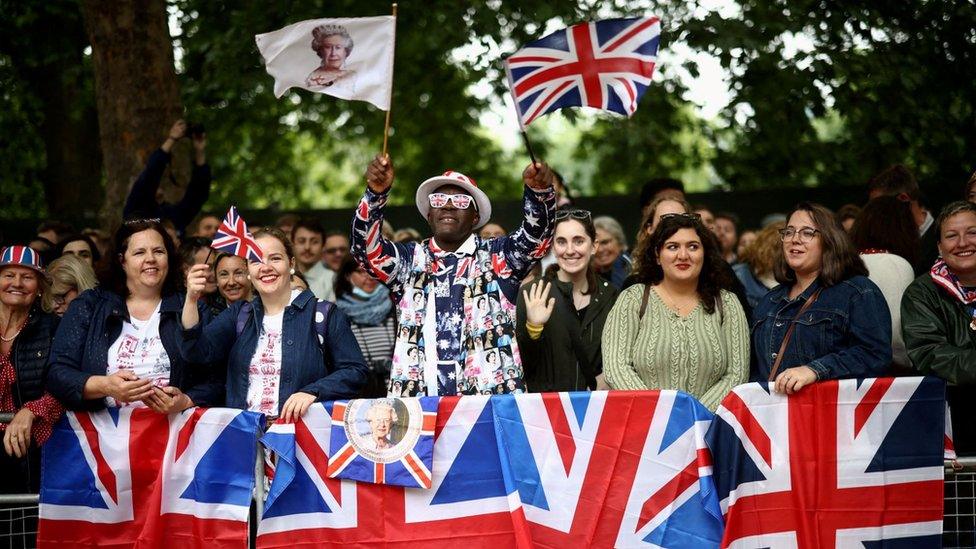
[2,119,976,499]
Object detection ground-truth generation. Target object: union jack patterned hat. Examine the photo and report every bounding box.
[415,170,492,230]
[0,245,47,277]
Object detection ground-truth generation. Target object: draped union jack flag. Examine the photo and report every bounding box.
[38,408,263,548]
[707,378,945,548]
[505,17,661,127]
[212,206,264,262]
[257,391,722,548]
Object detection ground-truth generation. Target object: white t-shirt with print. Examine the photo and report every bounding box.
[246,289,302,416]
[105,302,171,408]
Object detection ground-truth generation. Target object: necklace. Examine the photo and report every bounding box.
[658,284,696,317]
[0,313,30,342]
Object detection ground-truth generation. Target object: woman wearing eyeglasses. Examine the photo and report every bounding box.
[603,214,748,411]
[751,202,891,393]
[43,254,98,316]
[516,210,619,392]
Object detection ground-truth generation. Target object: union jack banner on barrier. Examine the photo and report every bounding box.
[257,391,723,548]
[326,397,438,488]
[212,206,264,263]
[505,17,661,127]
[38,407,264,549]
[706,377,945,548]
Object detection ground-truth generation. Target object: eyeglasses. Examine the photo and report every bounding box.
[778,227,820,242]
[52,289,76,306]
[554,209,592,222]
[658,212,702,223]
[428,193,474,209]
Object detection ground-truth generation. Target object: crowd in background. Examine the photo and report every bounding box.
[2,119,976,498]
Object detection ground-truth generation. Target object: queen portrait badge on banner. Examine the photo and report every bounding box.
[325,396,438,489]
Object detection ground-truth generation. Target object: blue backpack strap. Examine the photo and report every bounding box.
[313,299,334,370]
[236,301,253,337]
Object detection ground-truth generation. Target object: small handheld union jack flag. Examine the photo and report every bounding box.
[504,17,661,127]
[211,206,264,263]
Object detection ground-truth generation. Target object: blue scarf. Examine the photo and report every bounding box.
[336,285,393,326]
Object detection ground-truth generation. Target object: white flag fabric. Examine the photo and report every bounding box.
[255,16,395,110]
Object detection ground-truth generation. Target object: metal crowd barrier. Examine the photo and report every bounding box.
[945,456,976,548]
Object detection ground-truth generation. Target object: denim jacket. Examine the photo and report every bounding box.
[180,289,367,413]
[751,276,892,382]
[46,288,224,411]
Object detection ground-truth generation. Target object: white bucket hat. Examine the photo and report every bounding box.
[415,171,492,229]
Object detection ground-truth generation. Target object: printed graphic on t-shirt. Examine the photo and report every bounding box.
[105,313,171,408]
[248,327,282,415]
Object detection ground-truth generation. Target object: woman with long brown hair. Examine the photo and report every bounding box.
[603,214,748,410]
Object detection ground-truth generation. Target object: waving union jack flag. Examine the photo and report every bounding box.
[505,17,661,127]
[212,206,264,263]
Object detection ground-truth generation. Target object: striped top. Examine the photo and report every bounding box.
[602,285,749,411]
[350,316,396,365]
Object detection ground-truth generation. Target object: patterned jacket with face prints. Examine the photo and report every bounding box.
[350,185,555,397]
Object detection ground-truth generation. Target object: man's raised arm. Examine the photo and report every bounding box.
[349,154,410,291]
[500,162,558,280]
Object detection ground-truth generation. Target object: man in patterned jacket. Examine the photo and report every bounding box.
[351,154,556,396]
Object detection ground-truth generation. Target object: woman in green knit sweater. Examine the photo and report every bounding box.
[602,213,749,410]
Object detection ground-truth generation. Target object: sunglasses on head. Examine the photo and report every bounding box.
[658,212,702,223]
[428,193,474,209]
[554,209,592,222]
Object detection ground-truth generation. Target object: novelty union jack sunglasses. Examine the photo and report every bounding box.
[428,193,474,209]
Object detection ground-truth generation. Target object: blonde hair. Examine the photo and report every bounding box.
[738,221,785,279]
[42,254,97,313]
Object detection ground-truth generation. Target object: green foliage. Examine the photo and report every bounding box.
[0,55,47,218]
[682,0,976,197]
[175,0,591,209]
[4,0,976,222]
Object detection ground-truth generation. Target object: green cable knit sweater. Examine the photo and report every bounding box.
[602,284,749,411]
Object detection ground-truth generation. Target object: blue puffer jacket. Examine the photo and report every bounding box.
[46,288,224,411]
[180,289,367,413]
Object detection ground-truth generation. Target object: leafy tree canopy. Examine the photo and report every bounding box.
[2,0,975,222]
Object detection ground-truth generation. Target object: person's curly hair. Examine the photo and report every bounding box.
[738,221,785,280]
[311,24,353,56]
[636,214,732,315]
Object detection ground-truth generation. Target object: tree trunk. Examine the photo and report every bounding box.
[80,0,184,230]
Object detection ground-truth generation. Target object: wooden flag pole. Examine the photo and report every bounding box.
[381,3,398,157]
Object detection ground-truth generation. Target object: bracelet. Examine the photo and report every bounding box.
[525,321,544,340]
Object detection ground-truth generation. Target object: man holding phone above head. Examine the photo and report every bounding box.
[350,154,556,396]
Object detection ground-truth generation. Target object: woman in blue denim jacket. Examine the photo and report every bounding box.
[751,203,892,393]
[181,228,367,422]
[47,220,223,412]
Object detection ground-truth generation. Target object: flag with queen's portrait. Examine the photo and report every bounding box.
[326,397,439,489]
